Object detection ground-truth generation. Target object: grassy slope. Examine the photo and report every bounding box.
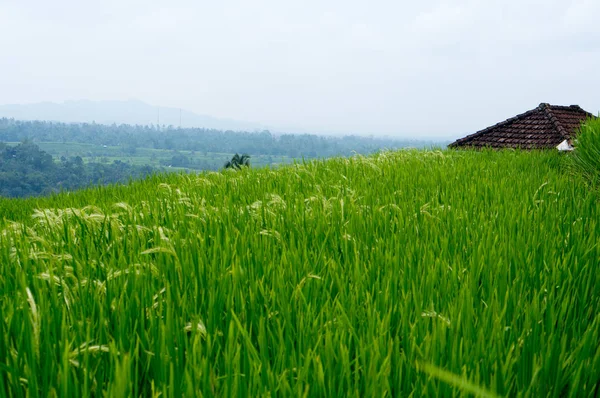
[1,149,599,396]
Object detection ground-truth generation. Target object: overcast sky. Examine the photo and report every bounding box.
[1,0,599,138]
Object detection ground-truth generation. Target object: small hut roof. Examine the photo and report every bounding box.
[449,103,595,149]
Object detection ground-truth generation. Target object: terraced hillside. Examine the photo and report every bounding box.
[1,149,599,396]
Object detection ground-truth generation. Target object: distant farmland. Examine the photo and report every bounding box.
[0,118,438,172]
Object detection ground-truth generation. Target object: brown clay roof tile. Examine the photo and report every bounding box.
[449,103,595,149]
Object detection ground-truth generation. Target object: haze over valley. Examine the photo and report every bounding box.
[0,99,264,132]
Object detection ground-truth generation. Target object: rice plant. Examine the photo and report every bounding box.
[0,149,599,396]
[571,117,600,187]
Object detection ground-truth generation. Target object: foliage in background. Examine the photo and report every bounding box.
[571,117,600,187]
[224,153,251,170]
[0,117,436,159]
[0,141,154,197]
[0,149,599,396]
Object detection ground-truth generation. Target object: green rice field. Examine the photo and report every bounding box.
[1,149,599,396]
[3,141,293,170]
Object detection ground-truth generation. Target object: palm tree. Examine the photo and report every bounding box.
[224,153,250,170]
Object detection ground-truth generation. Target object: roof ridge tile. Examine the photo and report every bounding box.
[542,106,568,140]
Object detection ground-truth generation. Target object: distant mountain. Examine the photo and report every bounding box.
[0,99,265,131]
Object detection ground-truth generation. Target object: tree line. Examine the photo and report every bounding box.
[0,141,154,198]
[0,118,432,158]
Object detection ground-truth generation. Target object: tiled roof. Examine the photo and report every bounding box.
[449,103,595,149]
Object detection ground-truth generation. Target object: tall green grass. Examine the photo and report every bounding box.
[572,117,600,187]
[1,149,599,396]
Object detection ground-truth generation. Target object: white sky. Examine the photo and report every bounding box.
[1,0,599,138]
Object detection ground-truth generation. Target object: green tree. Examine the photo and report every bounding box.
[224,153,250,170]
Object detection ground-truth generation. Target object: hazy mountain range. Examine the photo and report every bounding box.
[0,100,265,132]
